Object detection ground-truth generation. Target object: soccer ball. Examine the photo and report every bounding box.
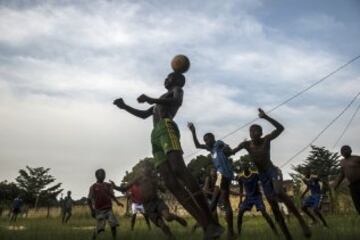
[171,55,190,73]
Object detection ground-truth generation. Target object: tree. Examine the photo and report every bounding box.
[233,154,252,172]
[15,166,63,209]
[187,155,212,186]
[121,158,155,184]
[0,180,23,215]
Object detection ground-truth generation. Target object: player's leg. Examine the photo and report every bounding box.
[268,199,293,240]
[161,208,187,227]
[107,210,119,240]
[65,210,72,223]
[62,210,66,223]
[158,161,208,227]
[260,209,278,235]
[237,208,246,236]
[220,184,234,238]
[313,207,328,227]
[141,212,152,230]
[301,205,317,224]
[349,183,360,215]
[167,151,217,222]
[131,213,137,231]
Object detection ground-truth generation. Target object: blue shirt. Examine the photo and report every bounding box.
[13,198,22,209]
[210,140,234,179]
[238,172,261,197]
[305,178,321,195]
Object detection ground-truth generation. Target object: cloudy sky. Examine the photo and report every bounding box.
[1,0,359,198]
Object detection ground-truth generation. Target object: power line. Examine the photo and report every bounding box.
[184,54,360,160]
[333,101,360,148]
[279,91,360,169]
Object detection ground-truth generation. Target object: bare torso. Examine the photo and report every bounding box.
[152,88,183,125]
[341,155,360,184]
[245,138,274,172]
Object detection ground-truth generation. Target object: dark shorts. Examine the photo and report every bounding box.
[12,208,21,214]
[143,198,169,225]
[240,195,265,212]
[258,166,282,199]
[302,194,321,209]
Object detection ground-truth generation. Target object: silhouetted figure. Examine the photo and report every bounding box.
[334,145,360,214]
[232,108,311,240]
[111,165,187,240]
[188,123,235,239]
[10,196,22,223]
[87,169,123,240]
[113,72,223,239]
[62,191,74,224]
[191,168,219,233]
[236,164,278,237]
[125,183,151,231]
[301,170,328,227]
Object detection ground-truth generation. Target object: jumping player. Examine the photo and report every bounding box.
[113,72,223,239]
[334,145,360,214]
[188,122,235,239]
[87,169,123,240]
[62,191,74,224]
[301,170,328,227]
[231,108,311,240]
[111,165,187,240]
[236,163,278,236]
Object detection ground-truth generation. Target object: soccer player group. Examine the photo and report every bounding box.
[83,70,360,240]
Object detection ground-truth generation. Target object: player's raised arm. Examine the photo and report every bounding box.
[113,98,153,119]
[187,122,208,150]
[259,108,284,140]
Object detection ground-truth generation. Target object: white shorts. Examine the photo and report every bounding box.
[131,203,145,214]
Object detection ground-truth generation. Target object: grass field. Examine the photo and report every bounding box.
[1,212,360,240]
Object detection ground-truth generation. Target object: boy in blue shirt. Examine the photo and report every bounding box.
[188,122,235,239]
[301,170,328,227]
[236,163,278,236]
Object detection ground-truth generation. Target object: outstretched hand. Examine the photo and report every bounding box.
[187,122,195,132]
[258,108,267,118]
[137,94,152,104]
[113,98,126,109]
[109,180,116,188]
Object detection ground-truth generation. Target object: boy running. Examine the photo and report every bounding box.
[88,169,123,240]
[231,108,311,240]
[301,170,328,227]
[62,191,74,224]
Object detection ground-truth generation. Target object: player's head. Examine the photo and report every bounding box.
[304,169,311,178]
[341,145,352,158]
[95,168,106,182]
[249,124,262,141]
[165,72,185,89]
[67,191,71,197]
[203,132,215,148]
